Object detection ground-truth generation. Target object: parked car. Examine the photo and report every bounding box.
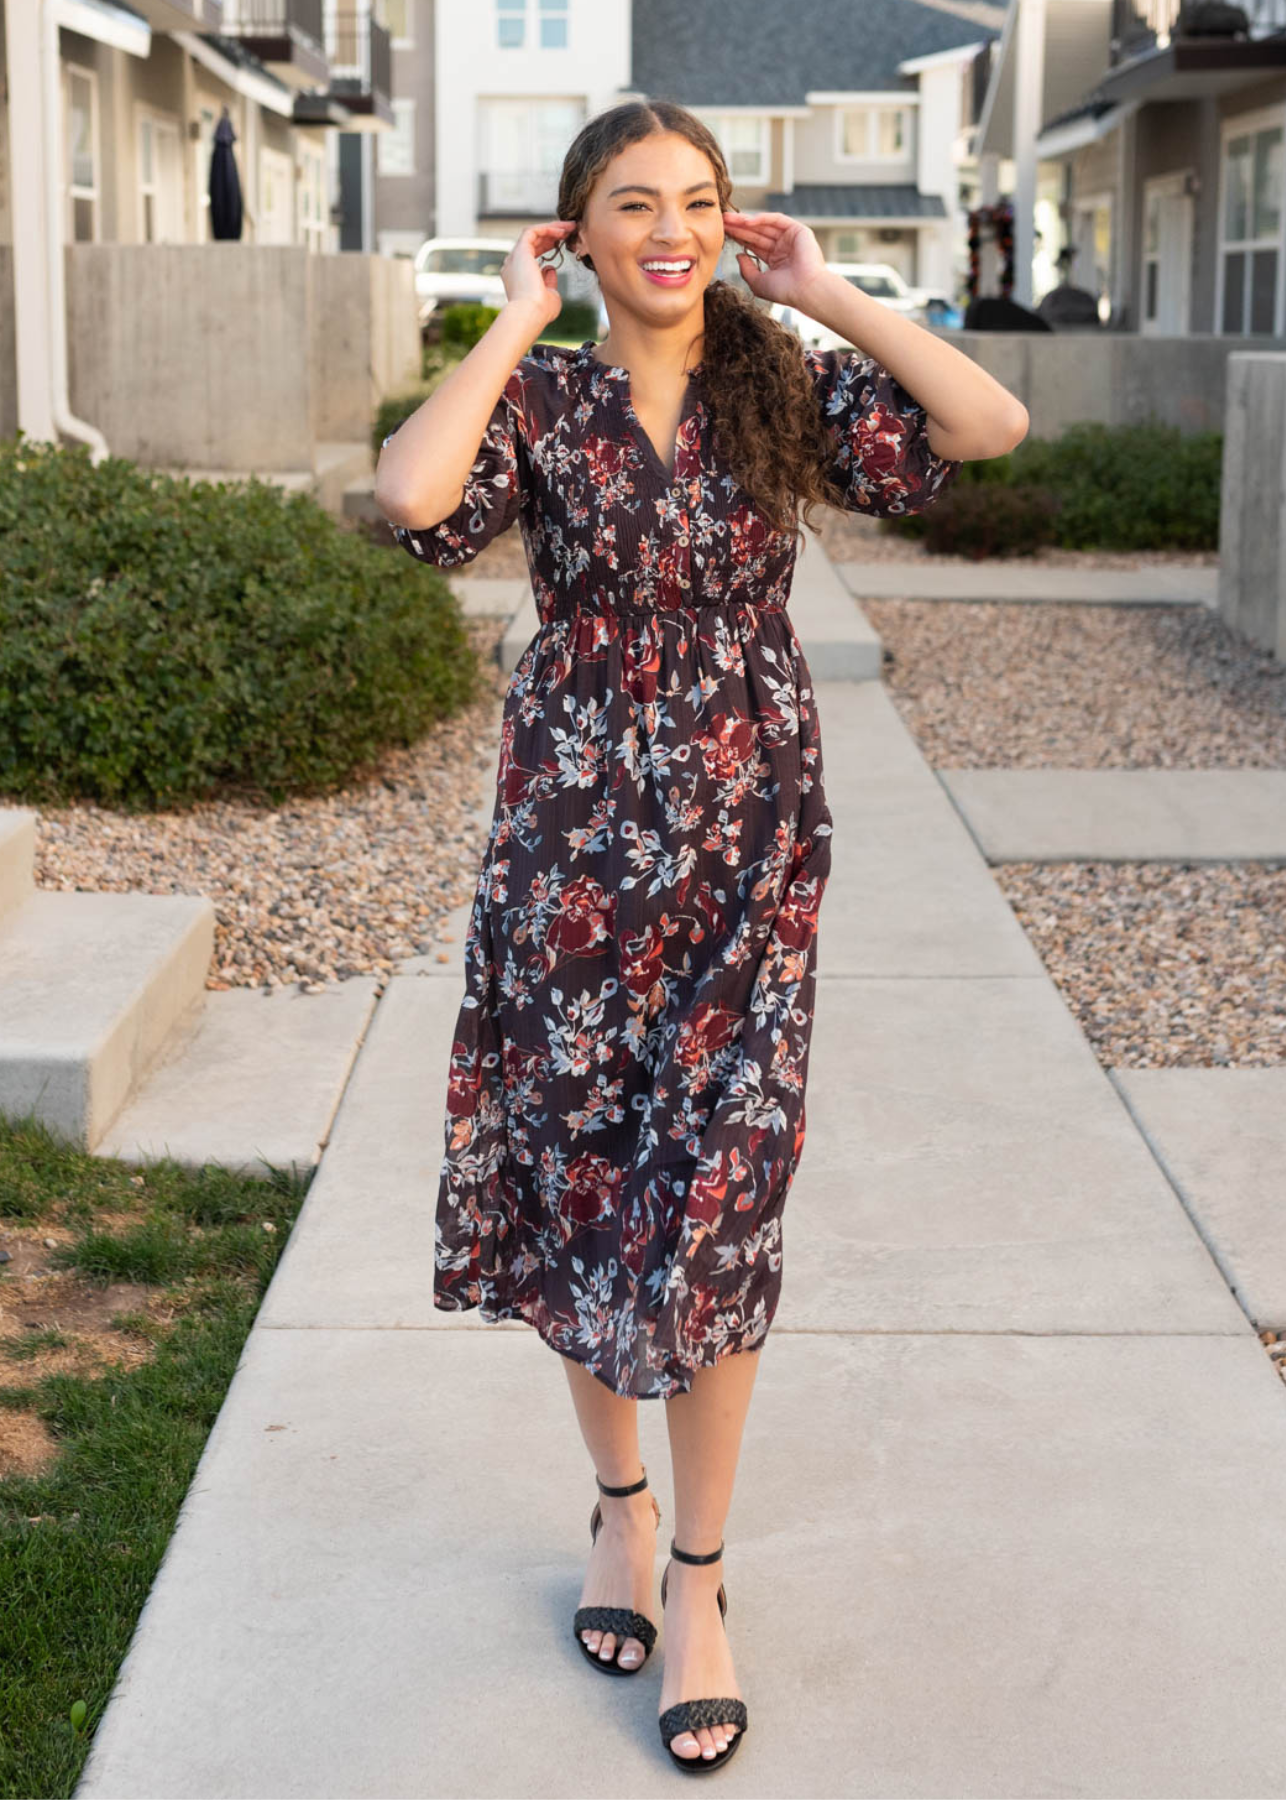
[413,236,513,328]
[770,261,929,349]
[907,288,964,329]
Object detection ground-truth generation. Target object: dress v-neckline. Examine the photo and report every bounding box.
[579,341,702,485]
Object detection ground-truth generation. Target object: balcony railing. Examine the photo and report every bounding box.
[478,170,561,216]
[219,0,328,88]
[1111,0,1286,61]
[326,0,390,97]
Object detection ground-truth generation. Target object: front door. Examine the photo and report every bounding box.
[1141,173,1193,334]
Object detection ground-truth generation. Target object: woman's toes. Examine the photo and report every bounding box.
[582,1628,600,1653]
[673,1733,701,1759]
[597,1631,618,1661]
[618,1637,643,1666]
[697,1727,718,1758]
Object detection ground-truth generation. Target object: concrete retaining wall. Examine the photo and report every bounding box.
[1217,353,1286,662]
[0,244,420,469]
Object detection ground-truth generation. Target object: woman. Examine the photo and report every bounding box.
[376,101,1026,1773]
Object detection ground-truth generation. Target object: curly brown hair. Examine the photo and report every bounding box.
[541,100,848,538]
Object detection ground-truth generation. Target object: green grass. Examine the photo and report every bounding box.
[0,1113,311,1799]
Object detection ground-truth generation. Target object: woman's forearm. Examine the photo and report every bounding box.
[374,298,548,528]
[795,270,1028,461]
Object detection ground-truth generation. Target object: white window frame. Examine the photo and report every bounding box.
[378,97,416,175]
[834,103,912,164]
[1215,100,1285,336]
[192,101,218,243]
[64,61,101,244]
[538,0,567,49]
[258,144,295,245]
[383,0,413,46]
[496,0,525,48]
[135,103,184,243]
[705,113,768,184]
[297,137,328,251]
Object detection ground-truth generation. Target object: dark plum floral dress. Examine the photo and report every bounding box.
[383,337,961,1399]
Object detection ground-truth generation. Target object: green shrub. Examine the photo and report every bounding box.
[0,436,483,812]
[438,301,501,351]
[885,419,1222,553]
[544,297,599,341]
[917,483,1061,559]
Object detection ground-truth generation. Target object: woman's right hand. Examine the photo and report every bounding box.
[502,219,578,331]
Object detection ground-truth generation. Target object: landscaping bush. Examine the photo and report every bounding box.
[915,482,1061,559]
[884,419,1222,553]
[0,436,483,812]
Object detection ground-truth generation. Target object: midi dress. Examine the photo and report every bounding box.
[384,337,962,1400]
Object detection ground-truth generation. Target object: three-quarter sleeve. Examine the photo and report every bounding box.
[803,345,963,517]
[380,380,524,568]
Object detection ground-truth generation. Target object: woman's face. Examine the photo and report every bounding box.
[573,133,725,330]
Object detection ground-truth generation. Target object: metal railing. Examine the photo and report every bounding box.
[227,0,324,38]
[325,0,390,96]
[1111,0,1286,60]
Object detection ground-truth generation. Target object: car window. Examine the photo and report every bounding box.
[846,273,899,298]
[416,247,509,275]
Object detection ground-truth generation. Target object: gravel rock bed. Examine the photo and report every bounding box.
[863,598,1286,768]
[994,862,1286,1068]
[854,594,1285,1068]
[25,619,508,995]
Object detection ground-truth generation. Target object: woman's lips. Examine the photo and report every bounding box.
[638,260,695,286]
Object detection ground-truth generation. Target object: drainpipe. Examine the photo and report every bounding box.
[42,0,109,462]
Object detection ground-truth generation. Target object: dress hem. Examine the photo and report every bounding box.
[432,1287,769,1402]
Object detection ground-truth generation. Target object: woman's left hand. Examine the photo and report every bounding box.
[721,210,829,308]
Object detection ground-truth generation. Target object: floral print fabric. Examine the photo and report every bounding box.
[383,338,961,1399]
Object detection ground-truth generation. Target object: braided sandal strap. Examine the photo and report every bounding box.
[573,1606,658,1655]
[659,1697,748,1746]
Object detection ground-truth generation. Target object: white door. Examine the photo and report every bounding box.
[1141,174,1193,334]
[259,146,294,245]
[140,114,183,243]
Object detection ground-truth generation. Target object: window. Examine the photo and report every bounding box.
[497,0,524,47]
[496,0,569,50]
[137,110,183,243]
[838,105,911,162]
[378,98,415,176]
[298,139,328,251]
[259,146,294,244]
[714,115,766,183]
[539,0,567,48]
[65,65,99,242]
[480,97,583,212]
[193,103,217,242]
[383,0,412,43]
[1219,116,1283,333]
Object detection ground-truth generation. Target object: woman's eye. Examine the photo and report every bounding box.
[621,199,717,211]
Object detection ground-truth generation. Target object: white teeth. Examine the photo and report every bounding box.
[641,260,692,272]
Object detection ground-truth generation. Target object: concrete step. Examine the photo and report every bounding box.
[0,807,36,924]
[940,768,1286,862]
[837,558,1219,606]
[0,890,214,1150]
[313,441,373,519]
[98,979,382,1180]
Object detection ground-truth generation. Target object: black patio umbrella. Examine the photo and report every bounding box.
[209,108,243,241]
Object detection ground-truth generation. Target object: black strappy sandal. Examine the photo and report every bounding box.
[572,1465,662,1676]
[657,1538,749,1773]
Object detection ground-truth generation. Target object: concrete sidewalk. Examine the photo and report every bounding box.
[73,595,1286,1796]
[835,557,1218,607]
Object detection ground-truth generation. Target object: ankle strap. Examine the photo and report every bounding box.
[596,1462,650,1498]
[669,1537,724,1565]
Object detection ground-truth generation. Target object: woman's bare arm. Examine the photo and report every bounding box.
[374,218,573,528]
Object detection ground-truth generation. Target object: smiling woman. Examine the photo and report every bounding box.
[375,96,970,1776]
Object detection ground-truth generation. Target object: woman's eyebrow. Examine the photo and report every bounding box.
[606,181,718,198]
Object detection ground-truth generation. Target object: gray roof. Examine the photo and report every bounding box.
[630,0,999,105]
[763,183,949,217]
